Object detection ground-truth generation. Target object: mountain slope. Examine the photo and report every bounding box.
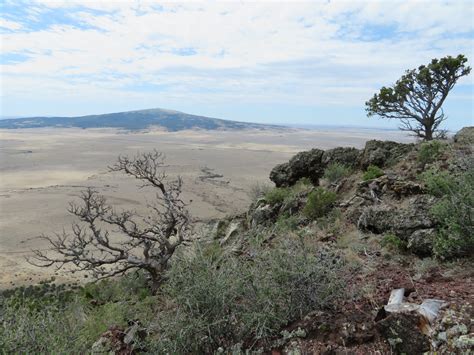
[0,108,281,131]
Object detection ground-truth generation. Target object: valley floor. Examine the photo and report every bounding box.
[0,127,411,289]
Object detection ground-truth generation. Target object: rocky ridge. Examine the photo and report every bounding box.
[199,127,473,353]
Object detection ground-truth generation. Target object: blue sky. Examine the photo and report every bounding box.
[1,0,473,129]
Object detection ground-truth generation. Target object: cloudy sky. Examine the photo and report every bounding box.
[1,0,473,129]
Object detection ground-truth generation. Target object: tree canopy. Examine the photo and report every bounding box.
[366,54,471,140]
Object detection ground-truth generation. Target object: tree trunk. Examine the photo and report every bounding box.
[424,118,434,141]
[148,269,163,294]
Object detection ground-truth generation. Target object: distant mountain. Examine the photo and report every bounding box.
[0,108,282,131]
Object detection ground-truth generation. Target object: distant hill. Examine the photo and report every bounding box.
[0,108,282,131]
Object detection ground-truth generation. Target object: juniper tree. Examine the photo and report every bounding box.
[366,54,471,140]
[28,151,190,291]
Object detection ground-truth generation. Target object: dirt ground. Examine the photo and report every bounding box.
[0,127,412,289]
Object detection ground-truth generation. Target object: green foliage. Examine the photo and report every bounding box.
[265,178,312,206]
[431,171,473,259]
[421,169,457,197]
[265,187,291,205]
[362,165,384,181]
[150,241,346,352]
[275,213,300,232]
[366,54,471,140]
[422,168,474,259]
[303,187,337,220]
[0,273,156,353]
[0,283,86,353]
[418,140,447,165]
[381,233,407,251]
[323,163,352,183]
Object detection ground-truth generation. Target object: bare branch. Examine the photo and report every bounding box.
[28,151,191,291]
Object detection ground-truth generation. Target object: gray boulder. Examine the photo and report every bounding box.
[270,149,325,187]
[358,196,436,240]
[376,311,430,354]
[407,228,437,256]
[359,140,414,169]
[453,126,474,145]
[249,204,278,227]
[322,147,360,168]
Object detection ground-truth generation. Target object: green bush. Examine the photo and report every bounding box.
[0,273,156,353]
[150,241,346,352]
[264,178,312,206]
[0,285,86,353]
[381,233,407,251]
[323,163,352,183]
[427,169,473,259]
[275,213,300,232]
[421,169,457,197]
[362,165,384,181]
[418,140,447,165]
[303,187,337,219]
[265,187,291,205]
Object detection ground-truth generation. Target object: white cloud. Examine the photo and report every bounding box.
[1,0,473,117]
[0,18,23,31]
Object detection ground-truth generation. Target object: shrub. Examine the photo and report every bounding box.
[381,233,407,251]
[275,213,300,232]
[362,165,384,181]
[423,168,474,259]
[0,273,156,353]
[264,178,312,206]
[0,285,86,353]
[323,163,352,183]
[418,140,447,165]
[150,241,346,352]
[248,181,273,202]
[421,169,457,197]
[265,187,291,205]
[303,187,337,219]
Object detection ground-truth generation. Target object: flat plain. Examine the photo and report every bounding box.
[0,127,411,289]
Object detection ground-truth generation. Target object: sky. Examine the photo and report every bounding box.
[1,0,473,129]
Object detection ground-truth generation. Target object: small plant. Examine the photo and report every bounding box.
[431,172,473,259]
[418,140,447,165]
[362,165,384,181]
[265,187,291,205]
[423,168,474,259]
[264,178,312,206]
[151,240,346,352]
[323,163,352,183]
[421,169,457,197]
[248,181,273,202]
[303,187,337,219]
[275,213,300,232]
[381,233,407,251]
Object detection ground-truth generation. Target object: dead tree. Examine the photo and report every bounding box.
[28,151,190,290]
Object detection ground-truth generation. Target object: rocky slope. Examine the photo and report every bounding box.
[200,127,474,353]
